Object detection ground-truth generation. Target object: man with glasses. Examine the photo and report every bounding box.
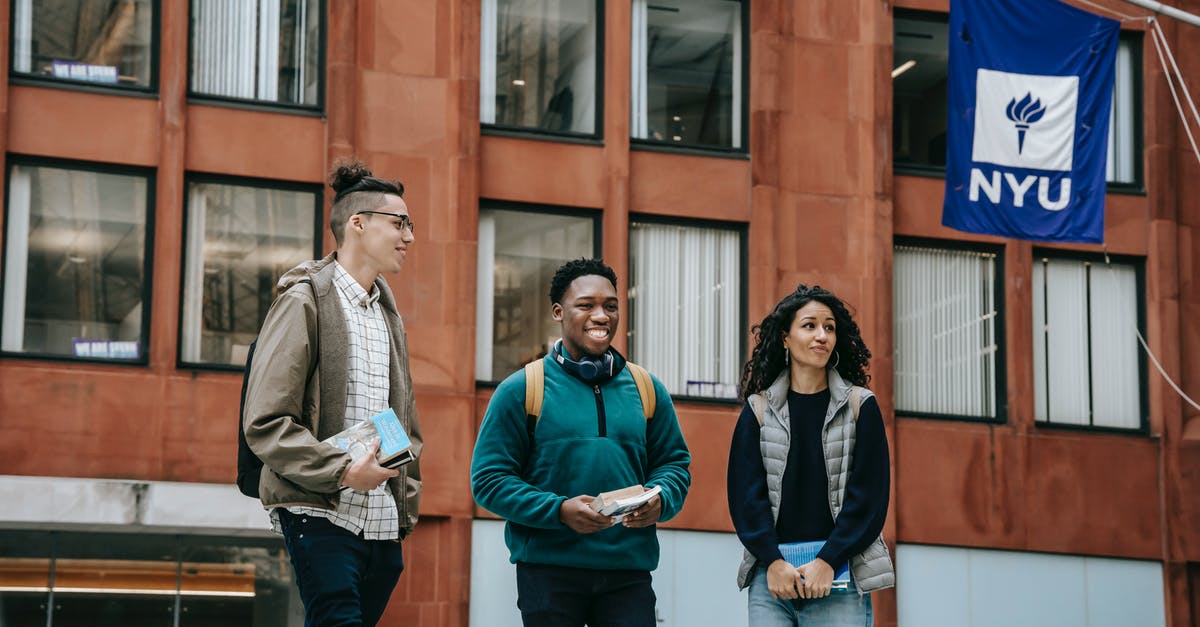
[243,160,422,627]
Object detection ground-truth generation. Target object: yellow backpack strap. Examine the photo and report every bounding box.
[524,360,545,419]
[849,386,863,421]
[626,362,656,420]
[748,394,766,426]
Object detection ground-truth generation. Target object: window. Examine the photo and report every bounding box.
[631,0,745,150]
[189,0,322,107]
[0,530,301,627]
[897,545,1166,626]
[180,178,320,368]
[10,0,156,89]
[1032,255,1144,430]
[2,160,152,362]
[893,12,1141,185]
[475,205,598,382]
[893,243,1001,420]
[480,0,599,136]
[628,219,742,399]
[892,12,948,170]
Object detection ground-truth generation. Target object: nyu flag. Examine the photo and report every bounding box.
[942,0,1119,243]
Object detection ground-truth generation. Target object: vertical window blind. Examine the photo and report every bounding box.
[629,221,740,398]
[190,0,319,105]
[894,245,999,419]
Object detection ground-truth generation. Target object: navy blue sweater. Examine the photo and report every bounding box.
[727,389,889,572]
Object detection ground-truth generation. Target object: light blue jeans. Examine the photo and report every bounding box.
[747,565,872,626]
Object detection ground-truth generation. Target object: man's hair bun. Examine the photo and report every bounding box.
[330,160,374,195]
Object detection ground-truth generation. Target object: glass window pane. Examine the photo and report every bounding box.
[0,531,53,627]
[893,245,998,419]
[11,0,154,88]
[475,208,595,381]
[481,0,597,135]
[178,538,302,627]
[629,221,740,398]
[2,163,149,361]
[892,13,949,169]
[632,0,743,149]
[190,0,322,106]
[181,181,318,366]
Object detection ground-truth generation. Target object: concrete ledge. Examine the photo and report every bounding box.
[0,475,272,536]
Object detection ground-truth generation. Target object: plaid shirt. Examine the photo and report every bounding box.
[272,262,399,540]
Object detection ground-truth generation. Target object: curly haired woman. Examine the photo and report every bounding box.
[728,285,894,626]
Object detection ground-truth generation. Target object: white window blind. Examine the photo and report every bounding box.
[629,222,740,398]
[1033,258,1141,429]
[894,245,998,419]
[1107,38,1137,184]
[191,0,317,105]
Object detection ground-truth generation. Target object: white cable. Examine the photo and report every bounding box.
[1149,19,1200,167]
[1074,0,1139,21]
[1127,23,1200,414]
[1135,326,1200,412]
[1100,251,1200,413]
[1152,19,1200,142]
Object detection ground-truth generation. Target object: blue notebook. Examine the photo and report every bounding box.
[778,541,851,590]
[327,408,415,469]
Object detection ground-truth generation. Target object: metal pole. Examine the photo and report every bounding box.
[1117,0,1200,28]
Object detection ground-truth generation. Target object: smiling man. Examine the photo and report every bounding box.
[471,258,691,627]
[243,160,422,627]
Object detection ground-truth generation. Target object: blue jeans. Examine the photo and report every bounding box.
[278,509,405,627]
[747,565,872,627]
[515,562,656,627]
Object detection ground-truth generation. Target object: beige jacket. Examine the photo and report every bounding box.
[242,253,422,536]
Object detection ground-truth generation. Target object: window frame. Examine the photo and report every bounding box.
[629,0,750,157]
[479,0,606,142]
[176,172,324,372]
[0,154,157,366]
[891,8,949,179]
[627,212,747,405]
[1030,248,1149,435]
[892,236,1008,424]
[890,9,1145,192]
[0,528,296,626]
[185,0,327,114]
[7,0,162,96]
[474,200,603,387]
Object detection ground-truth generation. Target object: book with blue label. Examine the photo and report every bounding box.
[779,541,851,591]
[324,408,414,469]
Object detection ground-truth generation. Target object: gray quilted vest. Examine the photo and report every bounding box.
[735,369,896,593]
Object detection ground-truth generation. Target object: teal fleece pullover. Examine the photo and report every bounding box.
[470,352,691,571]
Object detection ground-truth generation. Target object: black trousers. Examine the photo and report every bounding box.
[515,562,656,627]
[278,509,404,627]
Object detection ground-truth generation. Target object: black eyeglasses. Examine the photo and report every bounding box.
[356,211,415,234]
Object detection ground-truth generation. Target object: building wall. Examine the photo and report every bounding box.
[1,1,1198,626]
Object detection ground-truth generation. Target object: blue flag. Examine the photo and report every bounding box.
[942,0,1119,243]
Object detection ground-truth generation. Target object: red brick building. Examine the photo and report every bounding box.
[0,1,1198,625]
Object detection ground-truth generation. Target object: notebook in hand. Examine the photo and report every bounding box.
[778,541,851,590]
